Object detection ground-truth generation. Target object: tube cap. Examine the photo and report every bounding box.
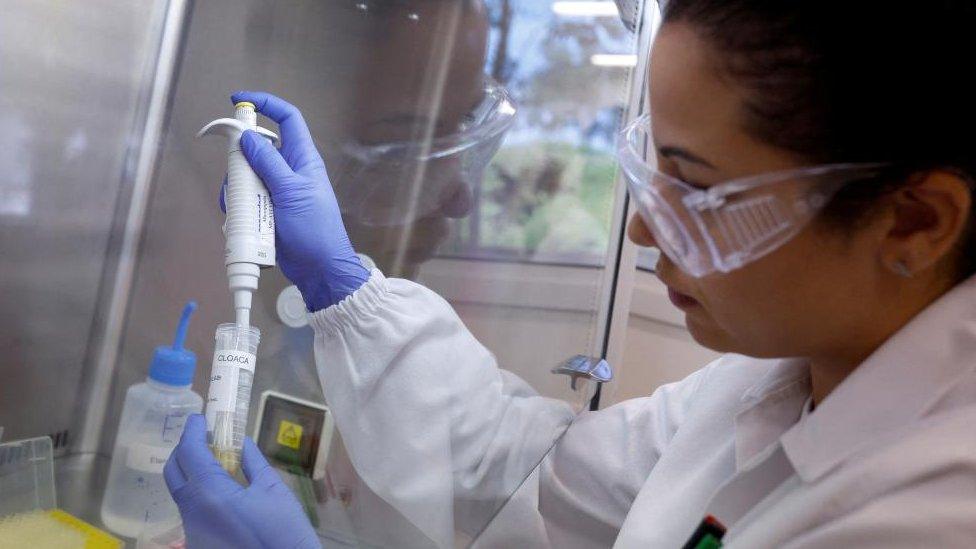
[149,302,198,386]
[276,285,308,328]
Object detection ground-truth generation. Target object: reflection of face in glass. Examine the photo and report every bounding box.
[328,0,496,277]
[336,80,515,227]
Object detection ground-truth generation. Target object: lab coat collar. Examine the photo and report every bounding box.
[780,275,976,483]
[733,358,809,470]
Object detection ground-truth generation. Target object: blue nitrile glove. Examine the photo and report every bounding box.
[163,414,321,549]
[228,90,369,311]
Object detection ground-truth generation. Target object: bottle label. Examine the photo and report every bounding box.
[206,351,256,424]
[126,442,173,474]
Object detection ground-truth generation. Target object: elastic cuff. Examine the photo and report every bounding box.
[307,269,389,337]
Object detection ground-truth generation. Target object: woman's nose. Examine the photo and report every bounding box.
[628,214,656,247]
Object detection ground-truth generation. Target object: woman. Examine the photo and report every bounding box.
[164,1,976,547]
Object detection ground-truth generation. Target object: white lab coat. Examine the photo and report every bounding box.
[308,270,976,548]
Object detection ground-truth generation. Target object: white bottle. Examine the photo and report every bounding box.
[101,302,203,539]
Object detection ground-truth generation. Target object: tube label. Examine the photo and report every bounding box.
[206,350,256,424]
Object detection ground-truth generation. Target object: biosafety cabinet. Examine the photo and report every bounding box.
[0,1,709,546]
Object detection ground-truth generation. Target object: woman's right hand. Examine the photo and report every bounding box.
[228,91,369,312]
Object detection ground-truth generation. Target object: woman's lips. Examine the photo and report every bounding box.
[667,287,700,310]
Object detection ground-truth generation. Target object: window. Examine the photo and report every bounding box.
[440,0,639,266]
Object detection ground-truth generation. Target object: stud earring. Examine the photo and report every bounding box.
[891,260,913,278]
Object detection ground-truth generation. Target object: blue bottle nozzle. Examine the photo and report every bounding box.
[150,301,199,386]
[172,301,197,350]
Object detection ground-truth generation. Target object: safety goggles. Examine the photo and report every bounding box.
[617,114,889,277]
[336,78,517,226]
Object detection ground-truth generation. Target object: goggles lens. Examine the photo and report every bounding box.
[617,114,888,277]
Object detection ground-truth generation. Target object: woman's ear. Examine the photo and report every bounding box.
[879,170,972,276]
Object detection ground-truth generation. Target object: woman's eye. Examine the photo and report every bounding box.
[660,160,711,189]
[675,170,707,189]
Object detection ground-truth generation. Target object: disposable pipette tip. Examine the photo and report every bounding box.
[235,308,250,329]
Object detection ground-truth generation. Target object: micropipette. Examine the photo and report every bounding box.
[198,102,279,328]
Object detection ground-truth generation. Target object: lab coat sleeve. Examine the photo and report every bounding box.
[533,363,714,546]
[471,358,718,548]
[307,270,578,547]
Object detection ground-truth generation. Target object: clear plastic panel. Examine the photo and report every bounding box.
[0,437,55,518]
[74,0,637,546]
[0,0,168,444]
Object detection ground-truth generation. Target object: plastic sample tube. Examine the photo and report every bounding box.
[205,323,260,474]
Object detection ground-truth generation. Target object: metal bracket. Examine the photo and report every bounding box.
[551,355,613,391]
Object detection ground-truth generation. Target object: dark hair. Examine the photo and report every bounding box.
[662,0,976,277]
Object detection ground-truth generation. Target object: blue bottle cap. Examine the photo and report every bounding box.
[149,302,198,386]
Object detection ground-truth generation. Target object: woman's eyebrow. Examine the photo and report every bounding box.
[658,145,718,170]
